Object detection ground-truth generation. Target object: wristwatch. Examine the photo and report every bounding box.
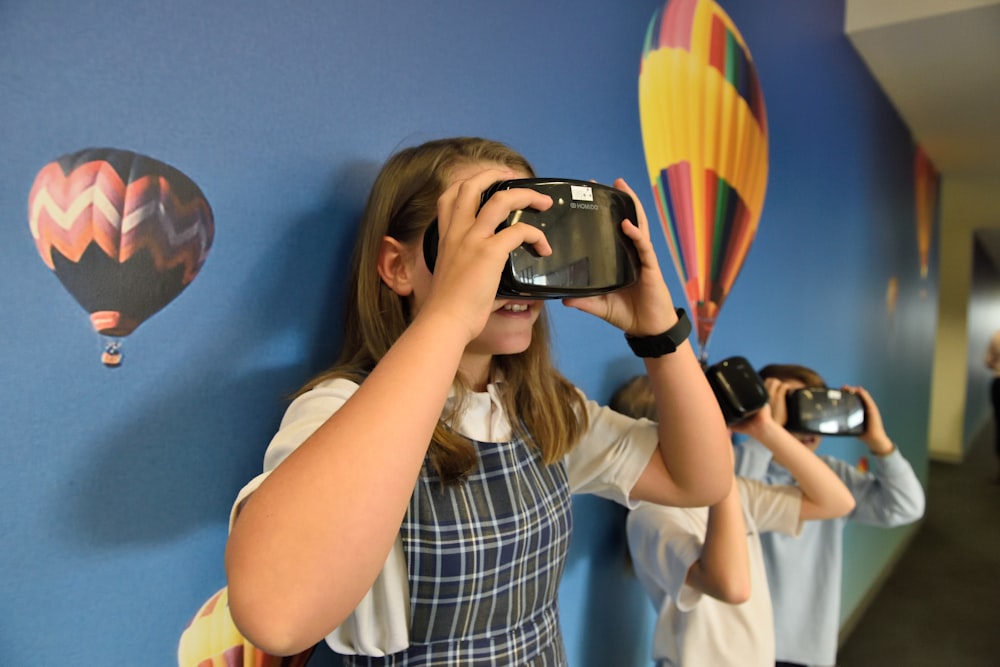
[624,308,692,358]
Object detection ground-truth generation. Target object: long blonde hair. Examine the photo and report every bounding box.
[300,137,588,481]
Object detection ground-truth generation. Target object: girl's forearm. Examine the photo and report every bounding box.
[225,312,469,654]
[647,346,733,508]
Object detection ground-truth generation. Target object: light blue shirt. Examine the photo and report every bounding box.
[733,438,925,666]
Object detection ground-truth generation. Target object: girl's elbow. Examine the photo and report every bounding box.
[832,494,856,518]
[701,470,734,507]
[227,586,329,657]
[679,464,732,506]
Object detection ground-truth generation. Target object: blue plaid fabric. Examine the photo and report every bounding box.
[343,436,572,666]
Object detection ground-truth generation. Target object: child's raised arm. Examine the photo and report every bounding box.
[566,178,732,508]
[733,380,855,521]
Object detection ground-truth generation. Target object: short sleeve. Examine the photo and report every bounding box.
[565,395,659,507]
[737,477,803,537]
[626,501,705,612]
[229,378,359,530]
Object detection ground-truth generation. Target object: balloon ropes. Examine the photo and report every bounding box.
[639,0,769,362]
[28,147,214,367]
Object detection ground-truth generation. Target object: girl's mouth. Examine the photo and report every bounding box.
[501,303,529,312]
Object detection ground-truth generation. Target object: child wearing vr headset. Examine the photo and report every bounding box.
[224,137,733,663]
[734,363,926,667]
[615,374,855,666]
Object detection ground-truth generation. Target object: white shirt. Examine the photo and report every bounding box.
[231,377,660,655]
[627,477,803,667]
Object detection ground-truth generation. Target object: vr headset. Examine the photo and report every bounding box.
[706,356,868,436]
[785,387,867,436]
[422,178,641,298]
[705,356,770,425]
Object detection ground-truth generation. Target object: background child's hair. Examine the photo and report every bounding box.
[300,137,588,481]
[609,374,658,421]
[758,363,826,388]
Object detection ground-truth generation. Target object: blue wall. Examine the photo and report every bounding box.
[0,1,932,665]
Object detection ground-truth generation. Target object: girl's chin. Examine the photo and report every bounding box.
[468,332,534,357]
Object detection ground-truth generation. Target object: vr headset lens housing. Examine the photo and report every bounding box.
[422,178,640,298]
[785,387,867,436]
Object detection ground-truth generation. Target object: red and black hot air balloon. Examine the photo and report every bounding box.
[28,147,214,366]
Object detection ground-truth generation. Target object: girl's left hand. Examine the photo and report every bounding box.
[562,178,679,335]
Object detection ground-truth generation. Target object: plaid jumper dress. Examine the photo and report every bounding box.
[342,434,572,666]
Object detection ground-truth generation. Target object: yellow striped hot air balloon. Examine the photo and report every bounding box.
[177,587,316,667]
[638,0,768,361]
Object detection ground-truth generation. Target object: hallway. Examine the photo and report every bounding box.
[836,425,1000,666]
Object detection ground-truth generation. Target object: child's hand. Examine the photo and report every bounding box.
[418,167,553,343]
[764,378,791,427]
[844,385,895,456]
[730,402,775,438]
[562,178,679,336]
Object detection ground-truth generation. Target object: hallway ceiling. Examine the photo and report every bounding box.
[845,0,1000,267]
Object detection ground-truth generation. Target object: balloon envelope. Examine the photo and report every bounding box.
[28,147,214,340]
[177,587,316,667]
[639,0,768,358]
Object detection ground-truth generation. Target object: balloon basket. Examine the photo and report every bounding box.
[101,338,123,367]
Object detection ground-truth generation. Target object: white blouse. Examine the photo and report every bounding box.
[230,378,659,656]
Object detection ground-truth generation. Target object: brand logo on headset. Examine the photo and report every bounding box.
[570,201,600,210]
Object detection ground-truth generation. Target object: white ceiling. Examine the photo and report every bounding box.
[845,0,1000,267]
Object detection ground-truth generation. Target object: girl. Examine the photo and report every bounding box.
[225,137,732,664]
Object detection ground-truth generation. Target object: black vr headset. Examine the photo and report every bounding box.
[705,357,867,436]
[785,387,866,436]
[422,178,641,298]
[706,356,770,425]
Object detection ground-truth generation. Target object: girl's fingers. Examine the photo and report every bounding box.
[494,220,553,258]
[438,180,553,265]
[437,168,517,237]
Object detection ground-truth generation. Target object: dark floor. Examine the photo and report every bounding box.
[836,425,1000,667]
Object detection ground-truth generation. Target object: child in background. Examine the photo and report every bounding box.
[616,374,855,667]
[224,137,733,664]
[734,363,926,667]
[984,329,1000,482]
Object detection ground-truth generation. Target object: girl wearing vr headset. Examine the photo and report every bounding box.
[224,137,733,663]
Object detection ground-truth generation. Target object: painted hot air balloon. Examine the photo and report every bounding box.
[914,145,939,280]
[638,0,768,361]
[28,147,213,366]
[178,587,316,667]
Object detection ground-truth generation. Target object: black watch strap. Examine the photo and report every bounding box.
[624,308,692,358]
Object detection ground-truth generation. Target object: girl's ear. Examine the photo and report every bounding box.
[377,236,414,296]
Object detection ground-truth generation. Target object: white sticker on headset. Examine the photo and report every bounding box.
[570,185,594,201]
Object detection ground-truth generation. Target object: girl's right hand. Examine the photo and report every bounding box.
[418,167,553,342]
